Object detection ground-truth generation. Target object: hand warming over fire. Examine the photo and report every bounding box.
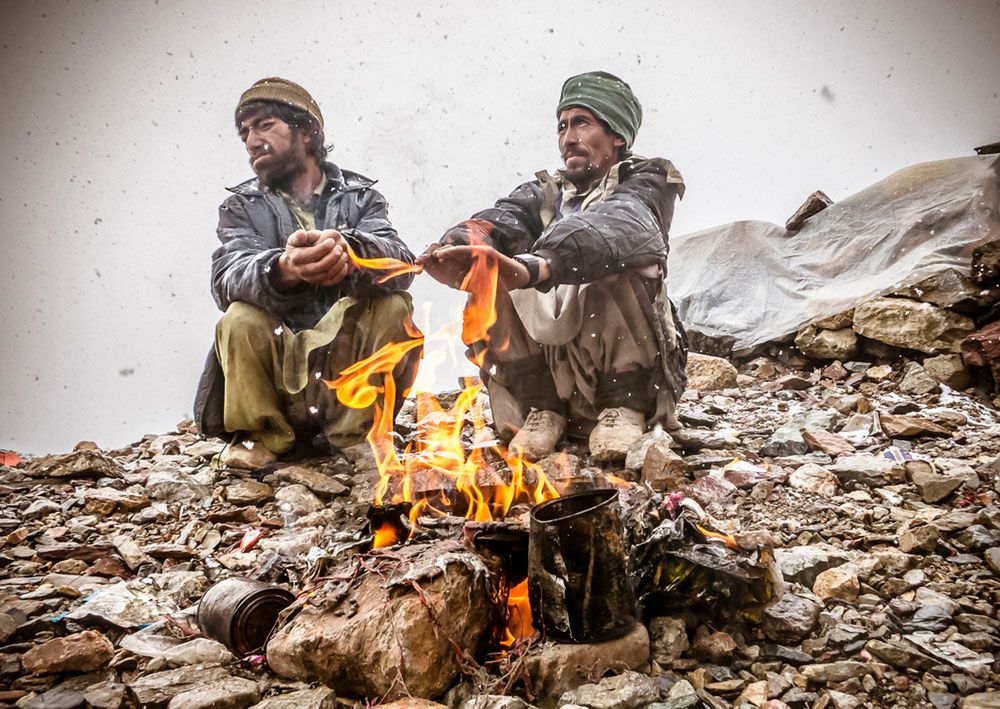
[276,229,353,288]
[417,244,548,291]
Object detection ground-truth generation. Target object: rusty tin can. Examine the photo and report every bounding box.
[197,577,294,655]
[528,488,636,643]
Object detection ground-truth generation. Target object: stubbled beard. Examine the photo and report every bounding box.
[253,150,305,192]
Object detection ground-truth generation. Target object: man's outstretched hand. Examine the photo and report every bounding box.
[416,244,548,291]
[276,229,353,288]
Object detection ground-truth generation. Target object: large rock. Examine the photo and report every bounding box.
[21,631,114,674]
[248,688,337,709]
[558,670,660,709]
[648,616,688,665]
[762,593,821,643]
[899,362,941,395]
[852,297,975,354]
[827,455,904,487]
[225,481,274,505]
[267,544,493,699]
[272,466,349,499]
[685,353,738,391]
[788,463,840,497]
[774,545,850,586]
[897,268,998,310]
[812,567,860,602]
[145,470,211,502]
[167,677,260,709]
[794,326,858,361]
[641,440,687,491]
[128,664,234,707]
[922,354,971,389]
[760,409,840,458]
[526,622,649,702]
[963,692,1000,708]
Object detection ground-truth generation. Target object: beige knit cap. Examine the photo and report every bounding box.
[236,77,324,128]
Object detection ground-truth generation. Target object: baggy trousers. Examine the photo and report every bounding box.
[475,270,680,440]
[215,293,420,452]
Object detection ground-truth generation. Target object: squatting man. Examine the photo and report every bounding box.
[195,72,687,466]
[194,77,420,468]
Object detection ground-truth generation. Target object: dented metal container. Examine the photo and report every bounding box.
[528,488,636,643]
[197,578,294,655]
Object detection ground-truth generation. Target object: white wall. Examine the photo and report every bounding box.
[1,0,998,454]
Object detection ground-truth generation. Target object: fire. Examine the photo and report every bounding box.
[344,243,425,284]
[695,523,740,550]
[329,225,559,546]
[501,578,534,647]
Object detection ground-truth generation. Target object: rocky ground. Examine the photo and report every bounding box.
[2,348,1000,709]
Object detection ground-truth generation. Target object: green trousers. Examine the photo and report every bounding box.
[215,294,420,453]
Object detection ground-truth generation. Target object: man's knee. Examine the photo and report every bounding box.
[217,302,279,341]
[368,293,415,337]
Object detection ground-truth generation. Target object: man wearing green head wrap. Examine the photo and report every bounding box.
[419,71,687,463]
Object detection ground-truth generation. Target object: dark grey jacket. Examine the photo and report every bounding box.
[194,161,415,436]
[212,161,415,331]
[440,156,685,288]
[441,156,689,400]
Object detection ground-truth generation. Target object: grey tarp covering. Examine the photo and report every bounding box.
[668,156,1000,350]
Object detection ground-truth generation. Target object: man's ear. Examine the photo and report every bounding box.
[613,135,626,152]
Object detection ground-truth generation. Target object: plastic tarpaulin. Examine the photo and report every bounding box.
[668,156,1000,350]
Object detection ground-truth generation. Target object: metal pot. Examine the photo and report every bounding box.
[197,577,294,655]
[528,488,636,643]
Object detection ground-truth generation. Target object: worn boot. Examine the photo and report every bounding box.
[219,438,278,470]
[509,409,567,461]
[589,407,646,463]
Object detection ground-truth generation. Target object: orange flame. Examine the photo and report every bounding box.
[501,578,535,646]
[695,523,740,550]
[345,243,424,284]
[329,225,560,531]
[372,523,399,549]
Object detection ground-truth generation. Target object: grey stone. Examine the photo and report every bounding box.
[774,545,849,586]
[985,547,1000,574]
[272,466,349,499]
[145,470,210,502]
[800,661,871,684]
[625,428,676,472]
[525,623,649,702]
[900,362,941,395]
[273,484,324,517]
[957,691,1000,708]
[648,616,689,664]
[558,670,660,709]
[828,455,905,487]
[760,409,840,458]
[167,677,260,709]
[248,688,337,709]
[923,354,971,389]
[865,639,937,670]
[128,664,234,707]
[762,593,821,643]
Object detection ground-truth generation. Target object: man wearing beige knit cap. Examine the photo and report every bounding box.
[194,77,420,468]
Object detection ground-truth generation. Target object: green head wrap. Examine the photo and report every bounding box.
[556,71,642,148]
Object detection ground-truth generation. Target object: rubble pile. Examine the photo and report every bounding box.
[2,340,1000,708]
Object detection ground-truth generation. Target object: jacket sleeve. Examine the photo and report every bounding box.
[339,188,417,295]
[439,182,544,256]
[531,160,682,287]
[211,195,308,316]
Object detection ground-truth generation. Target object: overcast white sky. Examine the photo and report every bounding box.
[1,1,998,455]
